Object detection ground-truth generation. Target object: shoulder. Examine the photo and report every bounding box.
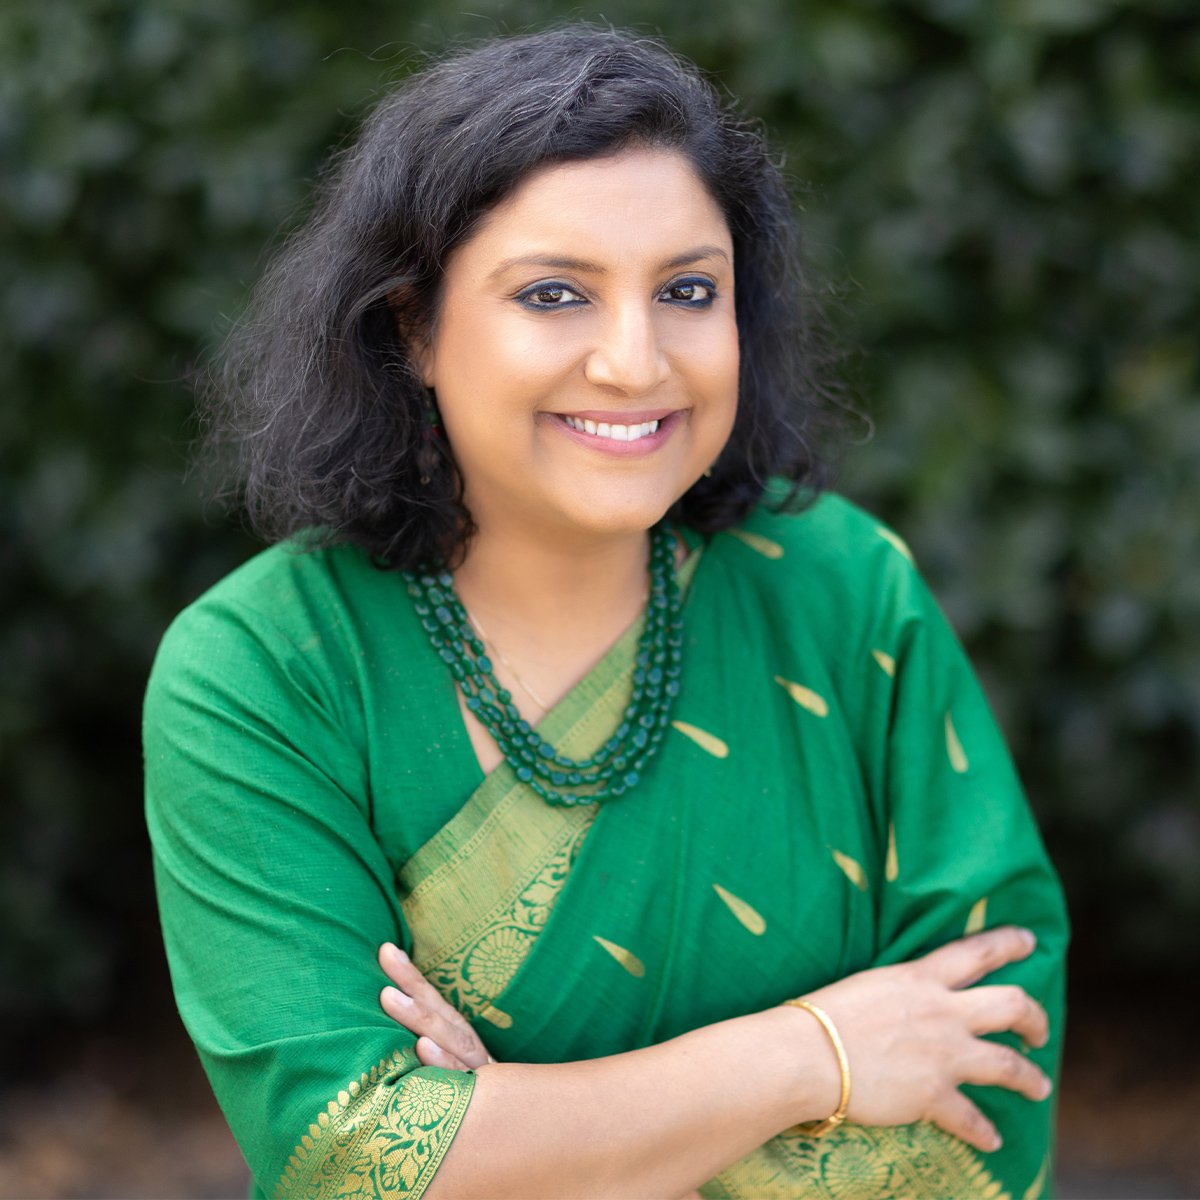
[716,489,922,605]
[704,490,957,707]
[699,490,942,659]
[194,536,380,615]
[146,538,386,706]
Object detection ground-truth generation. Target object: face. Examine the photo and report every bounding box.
[415,146,739,544]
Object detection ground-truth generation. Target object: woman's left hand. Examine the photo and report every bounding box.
[378,942,495,1071]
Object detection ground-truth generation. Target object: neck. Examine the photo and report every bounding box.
[453,512,651,654]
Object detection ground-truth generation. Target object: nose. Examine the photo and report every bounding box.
[583,299,670,397]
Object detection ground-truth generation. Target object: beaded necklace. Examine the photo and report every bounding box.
[402,524,683,807]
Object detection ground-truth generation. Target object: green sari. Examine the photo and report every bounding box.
[145,493,1067,1200]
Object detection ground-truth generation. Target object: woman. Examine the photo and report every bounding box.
[145,27,1067,1200]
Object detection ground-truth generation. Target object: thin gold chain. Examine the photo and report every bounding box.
[462,607,550,712]
[461,554,664,718]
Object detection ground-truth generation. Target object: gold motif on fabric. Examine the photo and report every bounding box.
[593,934,646,977]
[713,883,766,935]
[479,1004,513,1028]
[775,675,829,717]
[672,720,729,758]
[831,848,868,891]
[965,896,988,934]
[1023,1154,1049,1199]
[730,528,785,559]
[946,711,970,773]
[875,525,916,564]
[702,1121,1011,1200]
[274,1049,474,1200]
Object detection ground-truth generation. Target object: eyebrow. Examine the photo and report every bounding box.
[488,244,731,279]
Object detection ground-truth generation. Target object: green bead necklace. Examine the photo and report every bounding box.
[403,524,683,807]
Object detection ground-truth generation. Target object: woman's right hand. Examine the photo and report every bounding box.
[793,925,1051,1153]
[378,942,495,1071]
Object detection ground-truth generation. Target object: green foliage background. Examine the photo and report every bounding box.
[2,0,1198,1049]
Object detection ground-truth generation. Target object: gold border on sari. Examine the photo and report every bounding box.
[274,1050,474,1200]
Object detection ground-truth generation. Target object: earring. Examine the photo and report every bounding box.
[703,467,714,477]
[418,388,440,485]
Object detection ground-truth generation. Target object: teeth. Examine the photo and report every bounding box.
[562,416,661,441]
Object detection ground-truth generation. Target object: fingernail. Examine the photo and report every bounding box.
[1019,928,1036,951]
[1039,1076,1053,1099]
[990,1133,1003,1152]
[384,987,413,1006]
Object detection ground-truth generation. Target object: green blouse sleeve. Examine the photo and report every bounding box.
[143,578,473,1199]
[863,532,1068,1196]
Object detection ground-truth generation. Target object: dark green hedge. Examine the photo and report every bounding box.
[2,0,1198,1046]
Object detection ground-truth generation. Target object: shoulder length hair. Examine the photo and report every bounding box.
[206,25,849,568]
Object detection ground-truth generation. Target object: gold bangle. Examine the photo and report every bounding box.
[782,999,851,1138]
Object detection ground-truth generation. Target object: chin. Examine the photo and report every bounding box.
[550,481,683,538]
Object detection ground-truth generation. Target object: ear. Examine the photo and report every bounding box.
[410,336,436,388]
[387,287,435,387]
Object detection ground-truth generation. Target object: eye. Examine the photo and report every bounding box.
[660,277,716,306]
[517,281,586,308]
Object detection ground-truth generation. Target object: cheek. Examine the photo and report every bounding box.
[675,313,740,430]
[432,299,578,413]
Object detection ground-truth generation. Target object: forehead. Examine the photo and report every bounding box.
[459,147,732,268]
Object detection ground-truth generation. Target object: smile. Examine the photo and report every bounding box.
[561,416,660,442]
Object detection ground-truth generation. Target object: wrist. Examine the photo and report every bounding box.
[762,1002,844,1126]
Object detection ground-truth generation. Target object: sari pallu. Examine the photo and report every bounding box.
[144,493,1067,1200]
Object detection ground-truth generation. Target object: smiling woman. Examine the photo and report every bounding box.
[145,26,1067,1200]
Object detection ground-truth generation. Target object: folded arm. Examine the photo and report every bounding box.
[377,929,1050,1200]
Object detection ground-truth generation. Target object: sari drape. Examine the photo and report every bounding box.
[145,493,1067,1200]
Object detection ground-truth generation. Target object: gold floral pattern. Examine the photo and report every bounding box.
[820,1136,893,1198]
[701,1121,1012,1200]
[274,1050,474,1200]
[394,1074,460,1127]
[465,926,537,999]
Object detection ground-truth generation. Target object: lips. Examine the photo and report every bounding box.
[562,415,659,442]
[549,408,681,456]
